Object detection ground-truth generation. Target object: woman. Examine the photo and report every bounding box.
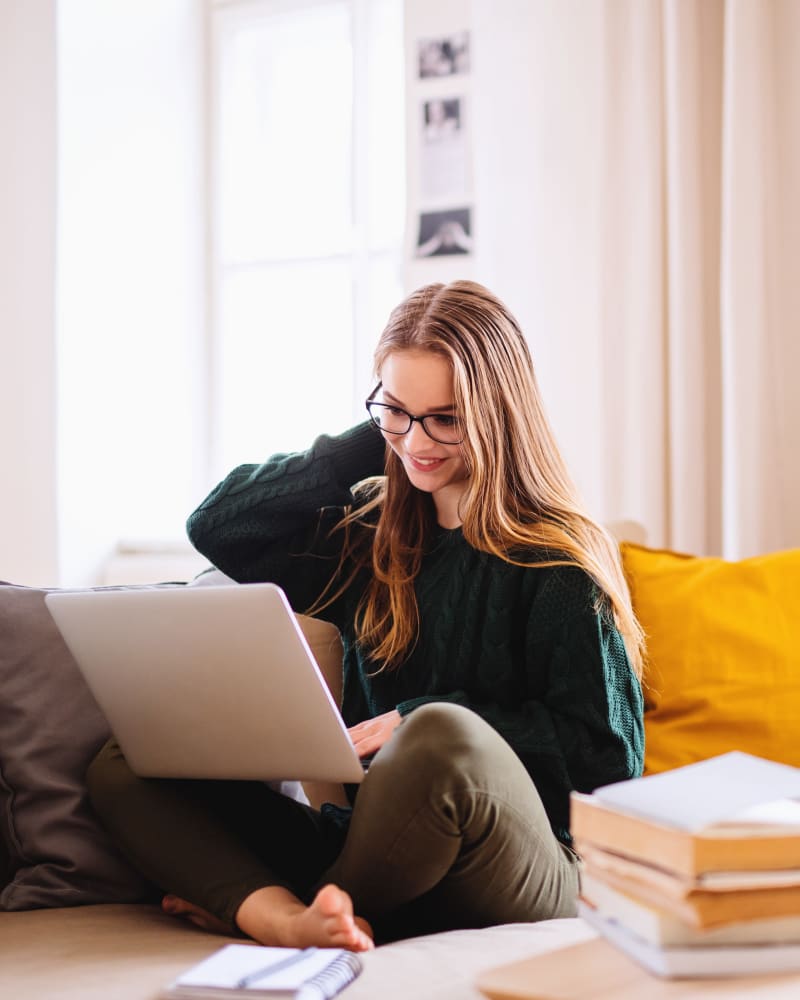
[89,280,644,952]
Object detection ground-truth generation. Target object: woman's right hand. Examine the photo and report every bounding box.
[348,710,403,759]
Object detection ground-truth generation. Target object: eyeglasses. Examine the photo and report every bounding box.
[365,393,463,445]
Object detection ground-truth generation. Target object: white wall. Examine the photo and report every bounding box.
[403,0,474,291]
[404,0,611,522]
[57,0,206,585]
[0,1,206,587]
[0,1,59,586]
[11,0,608,588]
[469,0,610,521]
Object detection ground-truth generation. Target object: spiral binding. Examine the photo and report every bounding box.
[295,952,363,1000]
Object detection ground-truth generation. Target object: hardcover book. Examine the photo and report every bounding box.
[579,843,800,928]
[579,902,800,979]
[580,871,800,948]
[571,790,800,878]
[586,752,800,832]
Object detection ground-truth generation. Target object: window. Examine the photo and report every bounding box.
[55,1,404,585]
[208,0,406,479]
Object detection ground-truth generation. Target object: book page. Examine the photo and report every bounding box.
[593,752,800,831]
[719,798,800,827]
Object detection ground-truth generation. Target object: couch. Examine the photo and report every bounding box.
[2,536,799,999]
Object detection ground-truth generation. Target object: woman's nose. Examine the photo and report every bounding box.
[405,419,433,449]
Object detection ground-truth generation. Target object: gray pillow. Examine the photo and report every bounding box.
[0,582,153,909]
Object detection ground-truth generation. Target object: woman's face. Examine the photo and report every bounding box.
[377,349,469,528]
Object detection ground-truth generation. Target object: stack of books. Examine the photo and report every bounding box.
[571,752,800,978]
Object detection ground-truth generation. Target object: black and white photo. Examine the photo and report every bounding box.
[419,97,468,201]
[416,207,473,257]
[417,32,470,78]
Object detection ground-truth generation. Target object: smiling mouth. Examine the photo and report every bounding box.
[408,455,445,469]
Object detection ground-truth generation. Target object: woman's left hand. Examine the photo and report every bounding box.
[348,710,403,759]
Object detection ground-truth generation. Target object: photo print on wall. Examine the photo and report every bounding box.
[416,207,473,257]
[419,96,468,201]
[412,25,473,261]
[423,97,461,140]
[417,32,470,78]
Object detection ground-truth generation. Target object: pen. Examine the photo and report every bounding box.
[236,947,318,989]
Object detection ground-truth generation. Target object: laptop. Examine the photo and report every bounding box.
[45,583,365,785]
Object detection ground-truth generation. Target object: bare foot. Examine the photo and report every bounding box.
[162,894,235,936]
[236,883,374,952]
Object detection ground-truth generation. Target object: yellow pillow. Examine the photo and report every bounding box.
[620,542,800,774]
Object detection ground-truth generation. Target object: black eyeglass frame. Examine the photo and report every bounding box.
[365,384,464,445]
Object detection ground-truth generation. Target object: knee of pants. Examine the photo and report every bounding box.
[384,702,510,788]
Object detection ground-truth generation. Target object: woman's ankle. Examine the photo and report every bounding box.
[235,885,306,946]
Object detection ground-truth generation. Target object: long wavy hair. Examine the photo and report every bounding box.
[313,280,644,679]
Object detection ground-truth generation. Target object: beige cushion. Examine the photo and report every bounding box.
[294,613,349,809]
[0,583,153,909]
[0,904,594,1000]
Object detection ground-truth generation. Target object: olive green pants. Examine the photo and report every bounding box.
[88,703,579,939]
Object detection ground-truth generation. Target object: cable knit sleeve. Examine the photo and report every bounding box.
[186,422,386,613]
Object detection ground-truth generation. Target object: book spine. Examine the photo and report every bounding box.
[570,795,697,878]
[571,793,800,876]
[584,864,800,929]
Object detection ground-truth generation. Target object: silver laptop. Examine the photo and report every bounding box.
[45,583,365,785]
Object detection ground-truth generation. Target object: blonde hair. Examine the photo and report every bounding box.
[314,281,644,678]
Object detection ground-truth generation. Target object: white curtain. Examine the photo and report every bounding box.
[471,0,799,559]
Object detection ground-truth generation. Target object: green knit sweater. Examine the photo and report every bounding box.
[187,422,644,843]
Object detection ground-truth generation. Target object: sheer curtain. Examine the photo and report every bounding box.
[472,0,799,559]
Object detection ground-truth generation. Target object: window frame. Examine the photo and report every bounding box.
[203,0,405,484]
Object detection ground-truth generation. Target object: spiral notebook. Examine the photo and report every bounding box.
[163,943,363,999]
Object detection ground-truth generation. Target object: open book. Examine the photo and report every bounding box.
[162,944,363,999]
[571,751,800,878]
[589,751,800,831]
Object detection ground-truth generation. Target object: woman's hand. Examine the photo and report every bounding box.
[348,710,403,759]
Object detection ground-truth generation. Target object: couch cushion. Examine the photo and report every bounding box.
[0,904,594,1000]
[620,543,800,774]
[0,572,347,909]
[0,583,157,909]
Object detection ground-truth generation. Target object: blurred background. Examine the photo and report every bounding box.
[2,0,798,587]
